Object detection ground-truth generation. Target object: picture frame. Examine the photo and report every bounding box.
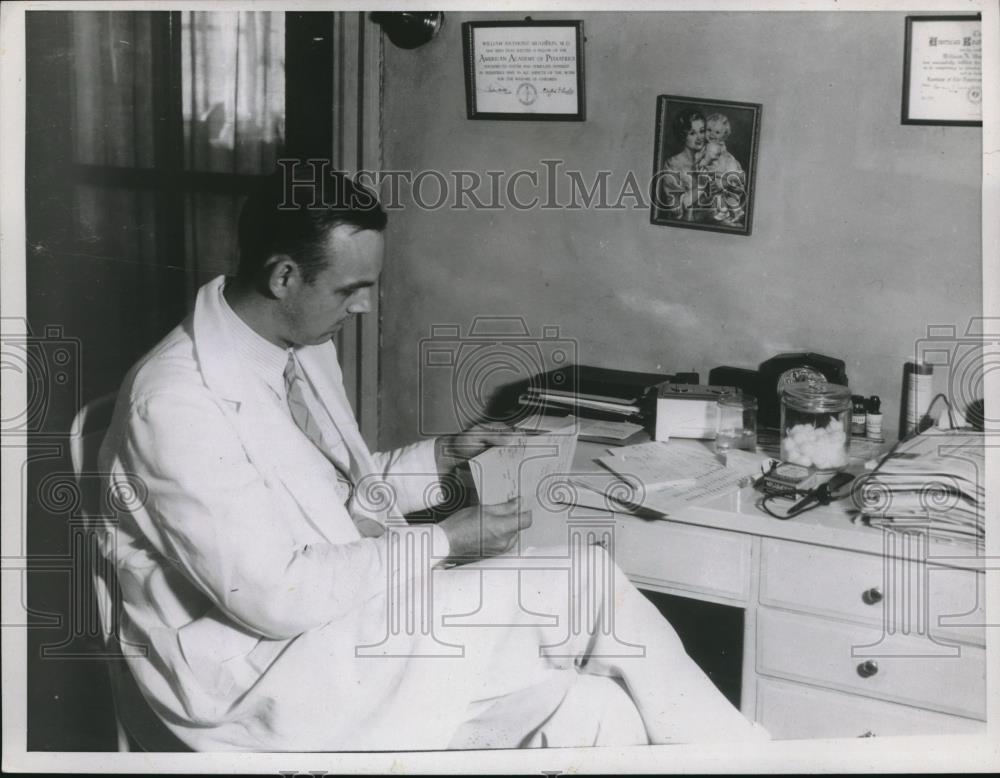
[650,95,762,236]
[461,20,585,121]
[901,15,982,126]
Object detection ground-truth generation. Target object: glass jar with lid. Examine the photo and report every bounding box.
[780,381,851,471]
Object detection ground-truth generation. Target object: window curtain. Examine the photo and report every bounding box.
[71,13,156,168]
[181,11,285,174]
[64,11,382,445]
[70,13,158,263]
[181,12,285,280]
[68,11,285,279]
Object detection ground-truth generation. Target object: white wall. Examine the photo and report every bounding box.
[378,10,982,447]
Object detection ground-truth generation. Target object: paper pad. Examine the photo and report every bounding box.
[469,426,579,507]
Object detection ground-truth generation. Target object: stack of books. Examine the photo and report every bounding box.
[517,365,669,422]
[854,429,985,547]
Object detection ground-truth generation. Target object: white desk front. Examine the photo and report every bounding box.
[518,440,988,740]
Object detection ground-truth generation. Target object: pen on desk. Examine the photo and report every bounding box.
[788,471,856,514]
[788,489,822,514]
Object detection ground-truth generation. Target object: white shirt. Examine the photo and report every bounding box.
[218,281,355,477]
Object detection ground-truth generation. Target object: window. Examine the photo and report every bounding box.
[63,11,332,298]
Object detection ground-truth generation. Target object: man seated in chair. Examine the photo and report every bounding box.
[97,170,767,751]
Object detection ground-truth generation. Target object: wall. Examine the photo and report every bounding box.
[378,10,982,448]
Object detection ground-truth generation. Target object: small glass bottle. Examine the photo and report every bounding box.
[780,382,852,471]
[866,395,884,441]
[851,394,868,436]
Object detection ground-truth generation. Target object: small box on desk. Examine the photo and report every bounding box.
[654,383,737,440]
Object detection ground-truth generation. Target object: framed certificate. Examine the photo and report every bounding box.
[902,15,982,126]
[462,20,585,121]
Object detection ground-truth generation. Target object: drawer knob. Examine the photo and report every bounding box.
[861,587,883,605]
[857,660,880,678]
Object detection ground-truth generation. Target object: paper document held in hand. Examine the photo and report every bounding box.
[469,423,579,507]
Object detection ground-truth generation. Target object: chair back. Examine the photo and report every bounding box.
[69,393,116,480]
[69,393,190,752]
[69,394,118,648]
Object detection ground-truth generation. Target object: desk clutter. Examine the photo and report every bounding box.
[510,354,873,451]
[496,420,770,519]
[500,354,984,537]
[512,352,885,445]
[515,364,672,423]
[853,429,986,547]
[497,363,988,744]
[581,442,768,517]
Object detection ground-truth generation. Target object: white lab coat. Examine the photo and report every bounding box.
[98,276,764,751]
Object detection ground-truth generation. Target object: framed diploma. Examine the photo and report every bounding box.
[902,15,982,126]
[462,20,585,121]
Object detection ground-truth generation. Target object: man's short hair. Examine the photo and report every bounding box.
[237,168,387,285]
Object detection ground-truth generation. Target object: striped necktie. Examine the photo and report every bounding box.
[282,353,384,537]
[284,352,354,499]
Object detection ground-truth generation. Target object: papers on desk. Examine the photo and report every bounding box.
[578,419,645,446]
[513,412,576,434]
[853,430,985,546]
[597,441,719,489]
[469,423,578,508]
[513,413,645,446]
[570,440,769,517]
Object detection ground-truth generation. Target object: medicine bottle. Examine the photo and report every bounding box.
[780,382,852,471]
[866,395,883,441]
[851,394,868,436]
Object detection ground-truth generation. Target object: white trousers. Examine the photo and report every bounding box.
[140,540,768,751]
[432,543,767,749]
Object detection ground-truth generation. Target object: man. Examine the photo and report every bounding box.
[97,171,766,751]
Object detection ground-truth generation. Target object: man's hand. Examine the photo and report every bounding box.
[434,421,517,476]
[438,497,532,561]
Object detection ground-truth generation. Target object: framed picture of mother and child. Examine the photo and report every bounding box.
[651,95,762,236]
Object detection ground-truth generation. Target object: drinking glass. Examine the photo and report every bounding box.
[715,393,758,453]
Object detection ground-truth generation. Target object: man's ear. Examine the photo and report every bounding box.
[264,255,299,299]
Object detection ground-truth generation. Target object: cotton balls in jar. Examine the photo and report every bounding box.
[781,416,849,470]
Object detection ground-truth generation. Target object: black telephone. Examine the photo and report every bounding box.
[710,352,849,430]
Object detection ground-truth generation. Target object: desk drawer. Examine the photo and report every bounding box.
[759,539,985,646]
[614,518,750,602]
[756,608,986,719]
[756,677,985,740]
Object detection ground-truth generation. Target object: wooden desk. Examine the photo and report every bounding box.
[520,440,988,740]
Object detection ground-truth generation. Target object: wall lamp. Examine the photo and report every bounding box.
[370,12,445,49]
